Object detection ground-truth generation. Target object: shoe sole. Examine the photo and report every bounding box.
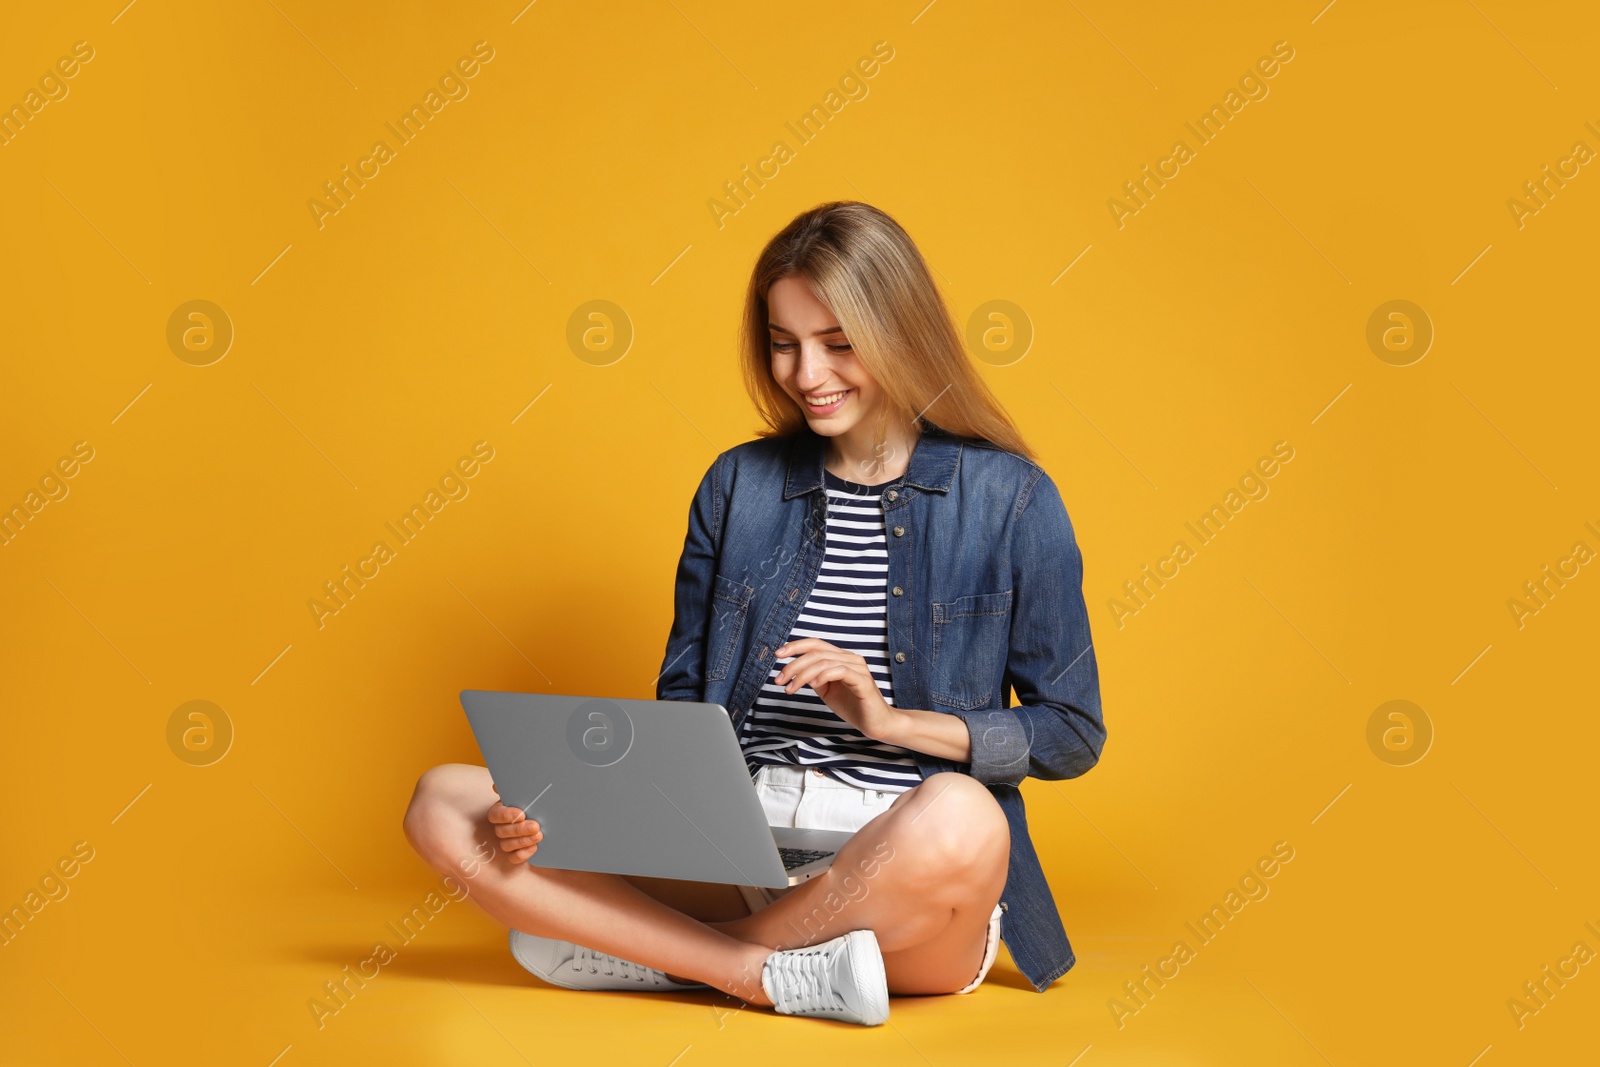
[508,929,585,990]
[508,928,711,993]
[845,928,890,1026]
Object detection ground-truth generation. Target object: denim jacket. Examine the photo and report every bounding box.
[655,421,1106,993]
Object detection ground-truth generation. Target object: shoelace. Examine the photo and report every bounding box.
[765,944,844,1015]
[569,945,659,984]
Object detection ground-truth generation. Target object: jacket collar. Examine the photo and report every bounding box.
[782,421,963,500]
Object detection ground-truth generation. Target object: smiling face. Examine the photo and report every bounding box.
[766,275,886,441]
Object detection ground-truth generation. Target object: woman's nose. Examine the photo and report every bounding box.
[793,343,830,387]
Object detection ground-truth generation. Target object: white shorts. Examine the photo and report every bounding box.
[735,762,1003,995]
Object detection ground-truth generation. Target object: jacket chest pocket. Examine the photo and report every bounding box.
[707,573,756,681]
[930,590,1012,710]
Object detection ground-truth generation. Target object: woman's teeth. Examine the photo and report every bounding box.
[806,390,849,406]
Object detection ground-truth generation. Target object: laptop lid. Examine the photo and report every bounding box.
[459,690,793,888]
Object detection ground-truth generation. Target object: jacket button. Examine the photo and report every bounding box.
[894,651,906,663]
[886,490,898,501]
[891,585,903,596]
[892,526,904,537]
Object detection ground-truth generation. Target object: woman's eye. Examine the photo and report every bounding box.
[769,341,851,353]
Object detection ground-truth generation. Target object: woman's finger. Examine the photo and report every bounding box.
[776,638,840,660]
[775,642,866,685]
[498,833,542,852]
[810,666,864,706]
[492,812,535,831]
[778,653,846,689]
[784,657,856,693]
[796,662,851,697]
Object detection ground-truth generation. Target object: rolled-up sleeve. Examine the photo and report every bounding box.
[951,467,1105,787]
[655,452,726,703]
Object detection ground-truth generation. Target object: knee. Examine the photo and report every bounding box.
[402,763,471,860]
[903,772,1009,873]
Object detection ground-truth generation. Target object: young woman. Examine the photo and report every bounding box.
[403,201,1106,1026]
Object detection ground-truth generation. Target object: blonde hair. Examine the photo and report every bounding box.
[738,201,1038,464]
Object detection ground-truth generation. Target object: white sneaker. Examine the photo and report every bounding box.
[508,928,710,992]
[760,928,889,1026]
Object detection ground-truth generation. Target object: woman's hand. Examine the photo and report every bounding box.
[774,638,903,743]
[488,781,544,863]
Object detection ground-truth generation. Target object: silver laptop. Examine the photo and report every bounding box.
[459,690,856,889]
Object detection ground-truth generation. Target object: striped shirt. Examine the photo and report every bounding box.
[736,468,925,793]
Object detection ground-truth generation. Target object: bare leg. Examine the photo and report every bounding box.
[616,874,752,923]
[706,771,1010,995]
[403,764,775,1005]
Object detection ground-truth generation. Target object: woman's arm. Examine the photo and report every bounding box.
[655,452,726,702]
[946,467,1106,788]
[875,706,973,762]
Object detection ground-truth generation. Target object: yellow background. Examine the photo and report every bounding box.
[2,1,1596,1063]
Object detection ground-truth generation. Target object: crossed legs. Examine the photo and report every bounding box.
[402,764,1009,1002]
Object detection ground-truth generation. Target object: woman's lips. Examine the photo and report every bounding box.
[803,389,852,415]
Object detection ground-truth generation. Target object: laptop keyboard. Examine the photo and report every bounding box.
[778,847,834,870]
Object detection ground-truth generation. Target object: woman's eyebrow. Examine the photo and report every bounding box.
[768,322,847,337]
